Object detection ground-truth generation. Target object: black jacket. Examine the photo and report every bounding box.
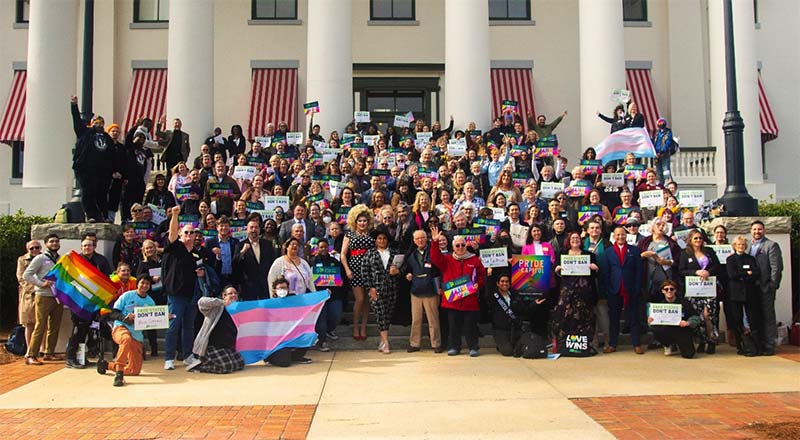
[71,103,114,174]
[725,252,761,303]
[401,246,441,296]
[490,291,525,332]
[233,238,276,300]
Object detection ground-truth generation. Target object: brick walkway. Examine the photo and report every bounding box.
[777,345,800,363]
[0,357,63,395]
[0,405,316,440]
[572,392,800,440]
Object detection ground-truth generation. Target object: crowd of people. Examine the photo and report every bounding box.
[13,95,785,386]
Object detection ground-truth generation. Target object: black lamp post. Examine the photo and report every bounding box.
[719,0,758,216]
[79,0,94,122]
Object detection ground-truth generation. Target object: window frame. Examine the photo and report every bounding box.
[251,0,298,21]
[15,0,29,24]
[489,0,531,21]
[11,141,23,179]
[370,0,416,21]
[133,0,169,23]
[622,0,648,23]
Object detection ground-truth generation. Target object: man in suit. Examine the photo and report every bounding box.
[278,204,317,245]
[157,115,191,175]
[205,216,239,288]
[749,220,784,356]
[233,218,275,301]
[603,226,645,354]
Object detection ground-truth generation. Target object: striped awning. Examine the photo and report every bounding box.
[0,70,26,144]
[124,68,167,132]
[248,68,298,139]
[490,68,536,131]
[758,72,778,143]
[625,68,660,136]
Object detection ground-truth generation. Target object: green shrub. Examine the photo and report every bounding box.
[759,200,800,246]
[0,211,51,329]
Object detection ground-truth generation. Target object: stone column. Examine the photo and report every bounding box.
[444,0,491,130]
[306,0,353,133]
[166,0,213,159]
[23,0,78,208]
[578,0,626,148]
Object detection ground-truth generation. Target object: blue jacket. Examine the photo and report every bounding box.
[401,246,441,297]
[204,236,240,277]
[603,244,642,297]
[653,128,673,156]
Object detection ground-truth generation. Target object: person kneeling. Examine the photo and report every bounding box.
[264,278,313,367]
[184,286,245,374]
[97,276,155,386]
[648,280,701,359]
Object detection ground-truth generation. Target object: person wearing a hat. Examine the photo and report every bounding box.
[652,117,675,184]
[70,95,114,223]
[624,217,646,247]
[360,226,402,353]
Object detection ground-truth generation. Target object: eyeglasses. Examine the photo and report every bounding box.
[453,243,466,248]
[28,246,41,251]
[663,287,676,292]
[182,230,194,235]
[132,208,143,213]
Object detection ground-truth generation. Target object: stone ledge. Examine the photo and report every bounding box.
[31,223,122,242]
[705,216,792,235]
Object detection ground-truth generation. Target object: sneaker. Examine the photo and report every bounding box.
[96,359,108,375]
[66,359,85,369]
[447,349,460,356]
[164,360,175,370]
[113,371,124,387]
[317,342,331,352]
[469,349,480,358]
[663,346,675,356]
[326,331,339,341]
[184,354,202,371]
[294,357,313,364]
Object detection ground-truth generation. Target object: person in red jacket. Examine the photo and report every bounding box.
[429,226,486,357]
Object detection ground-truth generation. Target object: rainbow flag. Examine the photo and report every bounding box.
[44,251,121,321]
[227,290,330,364]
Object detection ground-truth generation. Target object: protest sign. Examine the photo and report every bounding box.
[393,114,410,128]
[473,218,501,241]
[178,215,199,229]
[610,88,631,104]
[129,222,154,242]
[354,111,370,123]
[149,267,162,291]
[448,141,466,157]
[673,229,692,248]
[286,132,304,145]
[537,135,559,148]
[510,224,529,248]
[254,136,272,147]
[512,172,532,188]
[416,132,432,145]
[233,165,257,180]
[134,305,170,331]
[540,182,564,199]
[647,303,682,326]
[564,180,593,198]
[685,276,717,298]
[679,190,705,208]
[147,204,166,225]
[490,208,506,222]
[328,180,345,198]
[208,182,235,198]
[312,266,343,287]
[442,275,478,303]
[579,160,603,176]
[560,254,591,276]
[312,140,327,152]
[511,255,551,296]
[480,248,509,268]
[534,147,559,158]
[601,172,625,188]
[303,101,320,115]
[175,186,193,202]
[709,244,733,264]
[263,196,290,213]
[623,164,647,181]
[639,190,664,208]
[230,219,247,240]
[457,227,486,248]
[364,135,380,146]
[578,205,603,223]
[501,99,518,113]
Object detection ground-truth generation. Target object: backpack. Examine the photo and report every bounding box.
[5,325,27,356]
[53,207,69,223]
[668,137,680,156]
[514,332,548,359]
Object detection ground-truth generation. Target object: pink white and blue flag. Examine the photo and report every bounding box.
[405,111,415,123]
[227,290,329,364]
[595,127,656,165]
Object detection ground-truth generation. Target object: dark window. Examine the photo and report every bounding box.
[754,0,759,24]
[16,0,29,23]
[366,90,424,114]
[370,0,415,20]
[489,0,530,21]
[622,0,647,22]
[134,0,169,22]
[252,0,297,20]
[11,142,23,179]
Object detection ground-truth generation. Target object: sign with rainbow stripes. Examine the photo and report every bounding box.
[442,275,478,303]
[312,266,343,287]
[511,255,551,296]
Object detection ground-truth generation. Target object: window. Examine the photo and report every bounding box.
[134,0,169,23]
[754,0,759,24]
[11,142,23,179]
[489,0,530,21]
[370,0,415,21]
[252,0,297,20]
[622,0,647,22]
[16,0,29,23]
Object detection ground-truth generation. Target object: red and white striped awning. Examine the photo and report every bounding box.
[490,68,536,131]
[625,69,660,136]
[124,68,167,132]
[0,70,26,144]
[758,72,779,143]
[248,68,297,139]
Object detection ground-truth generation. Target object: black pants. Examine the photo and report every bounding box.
[447,310,479,351]
[730,294,766,352]
[66,312,92,361]
[77,172,111,222]
[757,290,776,352]
[266,348,308,367]
[652,326,696,358]
[494,328,519,356]
[608,293,640,347]
[120,181,146,223]
[107,177,124,219]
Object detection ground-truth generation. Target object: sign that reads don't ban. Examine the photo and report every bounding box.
[134,305,170,331]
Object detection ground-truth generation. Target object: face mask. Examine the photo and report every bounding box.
[276,288,288,298]
[323,216,332,224]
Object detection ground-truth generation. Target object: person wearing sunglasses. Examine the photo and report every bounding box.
[17,240,43,353]
[647,280,700,358]
[678,229,722,354]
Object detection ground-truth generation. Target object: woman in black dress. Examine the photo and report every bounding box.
[341,205,375,341]
[553,231,600,354]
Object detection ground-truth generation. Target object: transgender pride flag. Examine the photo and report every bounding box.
[227,290,330,364]
[595,127,656,165]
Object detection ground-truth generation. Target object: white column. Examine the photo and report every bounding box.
[444,0,490,130]
[166,0,213,159]
[578,0,626,148]
[307,0,352,133]
[24,0,78,194]
[709,0,768,196]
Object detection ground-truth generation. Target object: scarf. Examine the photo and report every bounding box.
[452,250,475,261]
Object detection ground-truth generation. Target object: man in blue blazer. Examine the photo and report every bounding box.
[604,226,645,354]
[204,215,239,288]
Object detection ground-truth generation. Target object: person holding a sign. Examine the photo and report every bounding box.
[603,226,644,354]
[487,170,522,205]
[481,141,512,187]
[578,189,613,228]
[205,161,242,217]
[429,226,486,357]
[553,232,600,355]
[678,230,721,354]
[360,227,401,354]
[97,275,156,386]
[647,280,701,359]
[638,218,681,302]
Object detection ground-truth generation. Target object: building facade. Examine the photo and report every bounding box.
[0,0,796,216]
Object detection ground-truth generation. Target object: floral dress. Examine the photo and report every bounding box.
[346,230,375,287]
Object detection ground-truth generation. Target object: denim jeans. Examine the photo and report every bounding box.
[316,299,343,343]
[655,154,672,183]
[165,294,199,361]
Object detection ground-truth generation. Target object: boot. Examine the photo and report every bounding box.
[705,343,716,354]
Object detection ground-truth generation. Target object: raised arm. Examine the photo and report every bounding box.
[168,205,182,243]
[70,96,87,138]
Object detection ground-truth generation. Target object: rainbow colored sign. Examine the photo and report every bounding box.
[312,266,343,287]
[511,255,551,295]
[442,275,478,303]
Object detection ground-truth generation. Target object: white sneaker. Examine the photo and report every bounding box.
[663,345,678,356]
[317,342,331,352]
[164,360,175,370]
[184,354,202,371]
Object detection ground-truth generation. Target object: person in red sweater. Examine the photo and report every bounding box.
[429,226,486,357]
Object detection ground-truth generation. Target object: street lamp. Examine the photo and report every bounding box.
[719,0,758,216]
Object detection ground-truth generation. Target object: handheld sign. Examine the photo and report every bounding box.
[263,195,290,213]
[448,140,467,157]
[613,207,634,225]
[560,255,591,276]
[511,255,551,296]
[363,135,380,146]
[678,190,705,208]
[623,165,646,181]
[303,101,320,115]
[639,190,664,208]
[480,248,509,268]
[647,303,682,326]
[442,275,478,303]
[510,224,529,248]
[134,305,170,331]
[611,88,632,104]
[474,218,501,240]
[148,204,167,225]
[564,180,593,198]
[393,114,410,128]
[312,266,343,287]
[579,160,603,176]
[233,165,257,180]
[540,182,564,199]
[286,132,304,145]
[601,172,625,188]
[709,245,733,265]
[684,276,717,298]
[672,229,692,249]
[501,99,518,113]
[354,111,370,123]
[512,172,532,188]
[416,132,433,145]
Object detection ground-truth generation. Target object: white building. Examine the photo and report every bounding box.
[0,0,796,216]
